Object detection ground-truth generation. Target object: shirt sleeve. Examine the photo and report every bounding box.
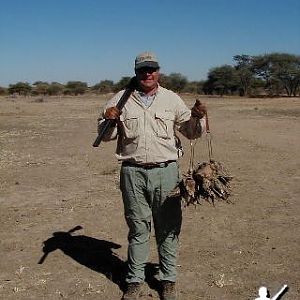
[174,94,206,139]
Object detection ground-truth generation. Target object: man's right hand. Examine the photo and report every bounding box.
[104,107,121,120]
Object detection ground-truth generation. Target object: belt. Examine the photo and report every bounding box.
[122,160,176,169]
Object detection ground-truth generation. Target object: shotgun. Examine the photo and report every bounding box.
[92,77,137,147]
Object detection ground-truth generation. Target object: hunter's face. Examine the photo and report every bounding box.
[135,67,160,92]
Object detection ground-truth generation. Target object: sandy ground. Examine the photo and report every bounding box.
[0,94,299,300]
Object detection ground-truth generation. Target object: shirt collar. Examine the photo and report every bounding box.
[135,84,160,97]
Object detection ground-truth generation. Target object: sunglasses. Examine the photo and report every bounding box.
[136,67,159,74]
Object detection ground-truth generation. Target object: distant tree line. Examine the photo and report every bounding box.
[204,53,300,97]
[1,53,299,97]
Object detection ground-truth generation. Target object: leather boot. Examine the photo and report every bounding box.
[121,282,143,300]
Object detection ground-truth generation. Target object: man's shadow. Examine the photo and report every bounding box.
[38,226,160,293]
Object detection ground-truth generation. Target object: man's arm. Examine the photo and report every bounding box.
[177,99,207,140]
[93,77,137,147]
[95,92,123,143]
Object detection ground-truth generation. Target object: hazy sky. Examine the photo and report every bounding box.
[1,0,299,87]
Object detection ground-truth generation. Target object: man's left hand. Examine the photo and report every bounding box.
[191,99,207,119]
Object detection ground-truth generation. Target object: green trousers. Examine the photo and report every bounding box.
[120,161,182,283]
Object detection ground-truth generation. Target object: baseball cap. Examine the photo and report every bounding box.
[135,52,160,70]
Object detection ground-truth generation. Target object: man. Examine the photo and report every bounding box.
[98,52,206,300]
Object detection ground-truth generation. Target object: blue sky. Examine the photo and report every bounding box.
[0,0,299,87]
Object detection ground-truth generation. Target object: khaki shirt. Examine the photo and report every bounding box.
[98,85,205,163]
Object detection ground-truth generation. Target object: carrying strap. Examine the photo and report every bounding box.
[188,139,197,174]
[188,111,213,173]
[205,112,213,162]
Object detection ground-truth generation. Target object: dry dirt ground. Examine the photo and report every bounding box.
[0,94,299,300]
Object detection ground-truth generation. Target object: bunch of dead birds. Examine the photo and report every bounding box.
[169,160,233,206]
